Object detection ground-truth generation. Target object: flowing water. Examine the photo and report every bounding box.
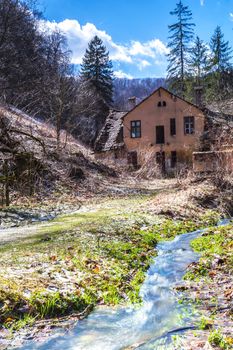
[18,229,204,350]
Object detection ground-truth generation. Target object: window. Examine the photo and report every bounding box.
[184,116,195,134]
[171,151,177,168]
[130,120,141,138]
[156,125,165,144]
[157,101,166,107]
[170,118,176,136]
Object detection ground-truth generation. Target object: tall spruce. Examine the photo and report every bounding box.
[207,26,233,100]
[209,26,232,72]
[167,0,195,97]
[80,35,114,106]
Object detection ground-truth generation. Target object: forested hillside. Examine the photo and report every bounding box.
[113,77,166,110]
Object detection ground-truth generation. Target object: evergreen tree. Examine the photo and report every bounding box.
[80,35,114,106]
[207,26,233,100]
[190,36,208,85]
[209,26,232,72]
[167,0,195,97]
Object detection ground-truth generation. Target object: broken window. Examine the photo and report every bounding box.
[130,120,141,138]
[184,116,195,134]
[170,118,176,136]
[171,151,177,168]
[156,125,165,144]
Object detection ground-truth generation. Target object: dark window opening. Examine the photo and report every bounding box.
[117,126,123,142]
[156,125,165,144]
[127,151,138,168]
[130,120,141,138]
[157,101,167,107]
[171,151,177,168]
[156,151,165,172]
[184,116,195,134]
[170,118,176,136]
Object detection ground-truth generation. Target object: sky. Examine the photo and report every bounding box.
[39,0,233,79]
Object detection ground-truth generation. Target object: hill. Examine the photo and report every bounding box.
[0,105,116,207]
[113,77,166,110]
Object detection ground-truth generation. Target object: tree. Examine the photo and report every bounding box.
[206,26,233,100]
[190,36,208,85]
[209,26,232,73]
[167,0,195,97]
[40,30,77,147]
[188,36,208,104]
[0,0,45,108]
[80,35,114,106]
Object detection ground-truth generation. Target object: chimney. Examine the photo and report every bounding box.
[128,96,137,111]
[194,86,203,107]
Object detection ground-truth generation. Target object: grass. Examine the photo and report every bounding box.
[208,329,232,349]
[0,195,222,331]
[184,223,233,281]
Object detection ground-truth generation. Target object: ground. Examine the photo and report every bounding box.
[0,176,232,349]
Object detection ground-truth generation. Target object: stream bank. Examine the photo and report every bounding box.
[177,222,233,350]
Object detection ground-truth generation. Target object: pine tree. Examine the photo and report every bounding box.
[167,0,195,97]
[190,36,208,85]
[80,35,114,106]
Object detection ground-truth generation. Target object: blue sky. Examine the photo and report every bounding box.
[39,0,233,78]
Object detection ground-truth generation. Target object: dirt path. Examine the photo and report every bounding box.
[0,178,177,246]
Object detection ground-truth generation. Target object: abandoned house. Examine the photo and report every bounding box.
[94,87,213,171]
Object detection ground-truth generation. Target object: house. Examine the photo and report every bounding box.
[123,87,206,169]
[95,87,206,171]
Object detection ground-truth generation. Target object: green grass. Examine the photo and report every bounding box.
[208,329,232,349]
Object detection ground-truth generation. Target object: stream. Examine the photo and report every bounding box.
[17,228,203,350]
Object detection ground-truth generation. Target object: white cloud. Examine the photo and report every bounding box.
[40,18,168,75]
[40,19,132,64]
[129,39,169,58]
[230,13,233,21]
[114,70,133,79]
[200,0,205,6]
[136,59,151,70]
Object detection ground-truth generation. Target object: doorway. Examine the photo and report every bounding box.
[156,126,165,144]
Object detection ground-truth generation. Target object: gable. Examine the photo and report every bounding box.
[124,87,203,121]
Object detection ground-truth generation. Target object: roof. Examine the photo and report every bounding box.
[123,86,201,119]
[202,106,233,126]
[94,110,126,152]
